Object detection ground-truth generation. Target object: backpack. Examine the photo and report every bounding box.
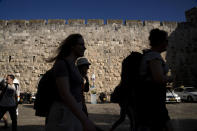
[34,60,71,117]
[110,84,123,103]
[33,69,58,117]
[110,51,143,103]
[14,83,19,91]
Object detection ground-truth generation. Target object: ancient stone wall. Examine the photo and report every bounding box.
[167,7,197,87]
[0,7,196,97]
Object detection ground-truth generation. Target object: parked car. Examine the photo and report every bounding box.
[174,87,197,102]
[19,92,35,104]
[166,89,181,103]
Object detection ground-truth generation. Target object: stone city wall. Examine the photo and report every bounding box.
[167,7,197,87]
[0,7,196,98]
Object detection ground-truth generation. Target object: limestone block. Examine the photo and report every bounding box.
[68,19,85,25]
[87,19,104,25]
[47,19,66,25]
[144,20,161,27]
[7,20,26,26]
[125,20,143,27]
[107,19,123,25]
[0,20,7,26]
[162,21,178,28]
[28,19,46,25]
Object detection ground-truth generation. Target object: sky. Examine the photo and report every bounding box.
[0,0,196,22]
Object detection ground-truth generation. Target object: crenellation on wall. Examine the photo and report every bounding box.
[47,19,66,24]
[67,19,85,25]
[185,6,197,24]
[125,20,143,27]
[106,19,123,25]
[161,21,177,28]
[0,19,184,27]
[144,20,161,27]
[28,19,46,25]
[7,20,26,26]
[87,19,104,25]
[0,20,7,26]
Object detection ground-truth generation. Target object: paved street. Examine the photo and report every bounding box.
[0,103,197,131]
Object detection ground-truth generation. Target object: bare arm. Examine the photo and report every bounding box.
[83,76,89,92]
[149,59,168,84]
[56,77,96,131]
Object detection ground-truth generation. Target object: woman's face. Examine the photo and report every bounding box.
[72,37,86,57]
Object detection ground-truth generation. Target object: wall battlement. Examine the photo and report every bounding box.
[0,19,178,27]
[0,7,196,96]
[185,6,197,24]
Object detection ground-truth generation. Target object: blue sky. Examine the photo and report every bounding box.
[0,0,196,22]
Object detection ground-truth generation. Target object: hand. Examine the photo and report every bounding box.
[84,76,89,82]
[0,79,6,89]
[82,119,96,131]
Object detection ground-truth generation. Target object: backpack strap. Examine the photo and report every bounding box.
[14,83,19,90]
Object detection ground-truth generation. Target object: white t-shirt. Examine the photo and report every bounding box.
[139,49,169,82]
[0,84,18,107]
[13,78,20,101]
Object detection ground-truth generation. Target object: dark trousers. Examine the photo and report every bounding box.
[111,103,133,131]
[0,106,17,131]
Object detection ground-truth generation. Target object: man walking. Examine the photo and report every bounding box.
[0,74,18,131]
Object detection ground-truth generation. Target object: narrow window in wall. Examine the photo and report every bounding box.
[33,56,36,62]
[9,56,12,62]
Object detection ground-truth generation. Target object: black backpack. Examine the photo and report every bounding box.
[33,69,59,117]
[110,84,123,103]
[14,83,19,91]
[110,51,143,103]
[34,60,71,117]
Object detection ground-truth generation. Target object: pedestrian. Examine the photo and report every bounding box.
[0,74,18,131]
[0,77,8,128]
[135,28,173,131]
[1,76,20,129]
[45,34,96,131]
[13,75,20,116]
[77,57,104,131]
[76,57,91,117]
[110,54,134,131]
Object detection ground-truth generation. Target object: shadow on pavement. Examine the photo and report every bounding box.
[89,113,197,131]
[89,113,130,131]
[0,125,44,131]
[18,125,45,131]
[171,119,197,131]
[1,116,197,131]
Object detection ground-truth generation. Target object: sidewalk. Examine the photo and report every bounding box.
[0,103,197,131]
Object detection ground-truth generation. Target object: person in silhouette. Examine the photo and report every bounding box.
[45,34,96,131]
[0,74,18,131]
[110,56,134,131]
[76,57,91,117]
[135,28,173,131]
